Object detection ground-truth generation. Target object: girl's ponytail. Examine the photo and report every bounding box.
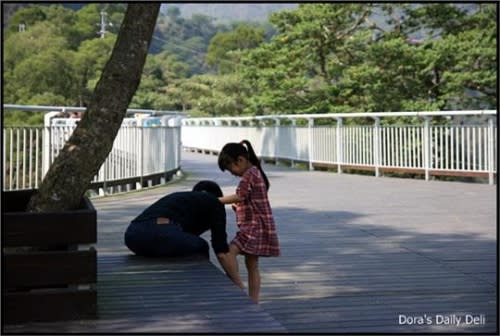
[241,140,270,191]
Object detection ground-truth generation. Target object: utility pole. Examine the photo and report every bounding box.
[99,10,109,38]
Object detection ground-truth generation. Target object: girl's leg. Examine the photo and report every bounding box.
[223,243,245,290]
[245,254,260,304]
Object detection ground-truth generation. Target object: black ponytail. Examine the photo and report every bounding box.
[241,140,270,191]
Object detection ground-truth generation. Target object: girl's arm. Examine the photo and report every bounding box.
[219,194,241,205]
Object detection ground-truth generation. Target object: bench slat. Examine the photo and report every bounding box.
[3,190,96,247]
[4,289,97,324]
[4,249,96,288]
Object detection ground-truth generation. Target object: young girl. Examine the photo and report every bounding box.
[217,140,280,303]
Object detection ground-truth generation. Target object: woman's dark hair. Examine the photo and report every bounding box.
[217,140,270,190]
[192,180,223,197]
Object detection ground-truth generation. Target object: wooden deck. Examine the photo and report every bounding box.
[3,151,497,333]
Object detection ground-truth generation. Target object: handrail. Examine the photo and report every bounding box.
[3,104,185,116]
[183,110,497,124]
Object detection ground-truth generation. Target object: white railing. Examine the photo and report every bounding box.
[3,125,182,194]
[3,127,44,190]
[182,111,497,185]
[3,105,183,194]
[3,107,497,191]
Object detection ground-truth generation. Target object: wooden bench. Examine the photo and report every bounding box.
[3,189,97,324]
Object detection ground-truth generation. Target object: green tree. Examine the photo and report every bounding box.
[39,5,81,49]
[236,3,496,117]
[348,3,497,111]
[191,74,250,116]
[3,4,128,118]
[4,5,48,35]
[131,51,189,110]
[238,3,371,115]
[423,4,497,109]
[206,23,265,74]
[72,35,116,106]
[3,20,68,71]
[7,47,77,105]
[155,8,227,75]
[163,73,250,116]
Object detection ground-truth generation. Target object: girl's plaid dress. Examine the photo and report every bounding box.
[232,166,280,257]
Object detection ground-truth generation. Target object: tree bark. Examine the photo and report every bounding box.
[27,4,161,212]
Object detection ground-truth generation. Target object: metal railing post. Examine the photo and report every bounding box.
[373,117,381,177]
[488,117,495,185]
[308,118,314,171]
[170,127,175,181]
[274,118,280,166]
[136,126,144,190]
[291,119,296,168]
[336,118,343,174]
[43,113,58,178]
[423,117,431,181]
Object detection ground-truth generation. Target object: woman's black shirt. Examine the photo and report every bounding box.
[132,191,228,253]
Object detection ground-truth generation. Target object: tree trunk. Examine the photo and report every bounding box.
[27,4,161,212]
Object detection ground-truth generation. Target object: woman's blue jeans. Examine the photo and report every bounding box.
[124,218,209,257]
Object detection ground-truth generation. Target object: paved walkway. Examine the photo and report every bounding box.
[5,150,496,333]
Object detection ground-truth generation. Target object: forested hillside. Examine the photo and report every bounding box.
[3,3,497,126]
[161,3,298,22]
[2,3,297,26]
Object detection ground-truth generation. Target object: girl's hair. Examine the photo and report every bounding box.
[218,140,270,190]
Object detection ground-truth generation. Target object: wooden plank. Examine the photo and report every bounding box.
[308,162,494,178]
[90,255,286,332]
[429,169,492,177]
[3,190,96,247]
[4,289,97,323]
[3,216,96,247]
[3,249,96,289]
